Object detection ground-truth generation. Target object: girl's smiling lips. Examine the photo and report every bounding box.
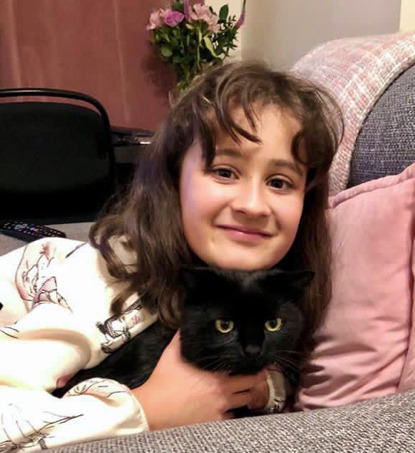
[217,225,273,240]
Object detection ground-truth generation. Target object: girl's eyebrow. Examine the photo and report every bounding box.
[272,159,305,177]
[215,148,242,158]
[215,148,305,177]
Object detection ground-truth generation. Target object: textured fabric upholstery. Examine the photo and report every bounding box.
[349,63,415,187]
[48,390,415,453]
[292,32,415,195]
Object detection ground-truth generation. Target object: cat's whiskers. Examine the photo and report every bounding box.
[277,349,307,358]
[207,358,234,372]
[218,337,236,347]
[273,354,300,374]
[194,352,234,373]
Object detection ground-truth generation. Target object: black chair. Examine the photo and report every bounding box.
[0,88,116,224]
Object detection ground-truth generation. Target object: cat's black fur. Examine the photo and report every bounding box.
[53,267,313,398]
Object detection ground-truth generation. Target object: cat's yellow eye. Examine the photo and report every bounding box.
[265,318,282,332]
[215,319,234,333]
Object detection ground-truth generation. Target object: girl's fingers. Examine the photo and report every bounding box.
[227,390,252,410]
[247,379,269,410]
[221,411,234,421]
[226,370,267,393]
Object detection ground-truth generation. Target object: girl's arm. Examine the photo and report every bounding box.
[0,302,150,451]
[0,382,147,451]
[0,239,150,451]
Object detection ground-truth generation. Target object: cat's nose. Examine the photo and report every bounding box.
[244,345,261,356]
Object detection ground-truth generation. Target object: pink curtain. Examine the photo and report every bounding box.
[0,0,182,130]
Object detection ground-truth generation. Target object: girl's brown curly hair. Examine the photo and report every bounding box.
[90,60,343,356]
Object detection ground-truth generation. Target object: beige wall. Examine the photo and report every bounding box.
[209,0,244,58]
[241,0,401,70]
[400,0,415,31]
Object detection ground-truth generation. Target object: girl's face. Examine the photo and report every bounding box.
[179,105,307,271]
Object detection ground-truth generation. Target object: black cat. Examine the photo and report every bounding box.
[53,267,313,398]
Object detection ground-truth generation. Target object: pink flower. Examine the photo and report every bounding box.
[164,10,185,27]
[183,0,191,19]
[189,3,219,33]
[146,8,168,30]
[235,0,247,29]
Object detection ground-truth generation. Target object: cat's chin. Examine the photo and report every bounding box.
[187,356,268,376]
[229,362,267,375]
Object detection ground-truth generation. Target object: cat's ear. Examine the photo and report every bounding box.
[286,270,314,288]
[178,266,220,292]
[261,269,314,301]
[284,270,314,301]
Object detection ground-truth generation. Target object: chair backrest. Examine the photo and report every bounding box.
[0,88,116,224]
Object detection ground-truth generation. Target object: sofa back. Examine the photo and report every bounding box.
[349,63,415,187]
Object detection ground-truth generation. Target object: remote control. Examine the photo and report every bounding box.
[0,221,67,242]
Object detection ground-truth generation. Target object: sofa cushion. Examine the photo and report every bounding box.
[295,163,415,410]
[292,32,415,195]
[349,63,415,187]
[46,391,415,453]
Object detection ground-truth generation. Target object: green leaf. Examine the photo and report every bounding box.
[161,45,173,58]
[203,36,218,58]
[219,4,229,21]
[171,1,184,13]
[162,32,171,43]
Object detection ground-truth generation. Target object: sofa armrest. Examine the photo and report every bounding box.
[48,390,415,453]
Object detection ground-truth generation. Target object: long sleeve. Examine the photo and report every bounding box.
[0,381,148,451]
[264,369,288,413]
[0,238,156,452]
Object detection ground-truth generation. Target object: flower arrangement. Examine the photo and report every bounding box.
[147,0,247,92]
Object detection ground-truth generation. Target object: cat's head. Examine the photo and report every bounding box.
[179,267,313,375]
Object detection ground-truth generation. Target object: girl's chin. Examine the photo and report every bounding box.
[206,256,277,271]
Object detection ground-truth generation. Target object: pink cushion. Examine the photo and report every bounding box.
[295,163,415,410]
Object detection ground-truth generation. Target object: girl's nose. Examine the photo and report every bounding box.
[230,181,271,217]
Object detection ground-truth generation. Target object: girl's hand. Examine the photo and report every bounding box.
[132,332,267,431]
[247,369,270,410]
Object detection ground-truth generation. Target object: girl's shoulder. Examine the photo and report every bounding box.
[10,235,137,283]
[8,237,133,317]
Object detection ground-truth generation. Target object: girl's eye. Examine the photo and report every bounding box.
[265,318,282,332]
[268,178,292,190]
[215,319,235,333]
[213,167,234,179]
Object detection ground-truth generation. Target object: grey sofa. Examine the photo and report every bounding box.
[2,35,415,452]
[48,390,415,453]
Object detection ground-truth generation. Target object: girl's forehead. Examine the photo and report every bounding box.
[213,104,302,149]
[214,104,300,140]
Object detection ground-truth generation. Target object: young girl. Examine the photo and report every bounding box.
[0,61,341,451]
